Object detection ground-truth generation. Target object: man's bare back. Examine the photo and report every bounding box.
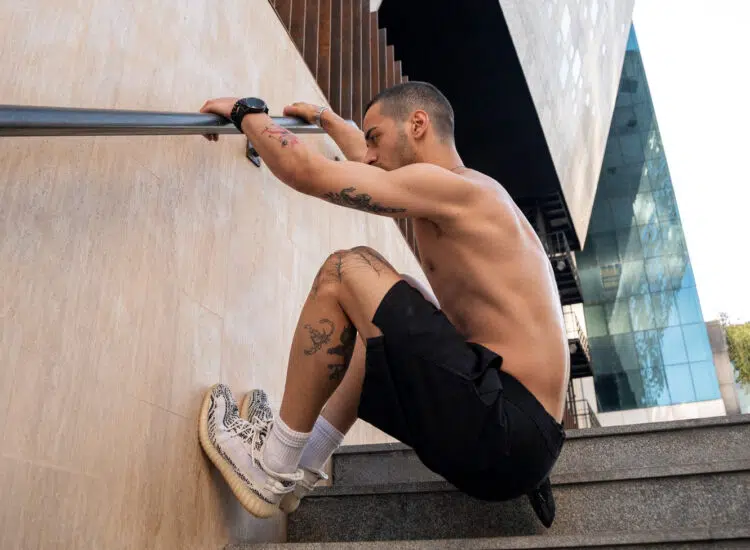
[414,169,570,422]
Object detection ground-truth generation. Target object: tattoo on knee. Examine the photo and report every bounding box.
[334,252,344,282]
[303,318,334,355]
[350,247,392,275]
[326,322,357,381]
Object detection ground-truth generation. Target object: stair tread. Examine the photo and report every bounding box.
[320,417,750,492]
[229,525,750,549]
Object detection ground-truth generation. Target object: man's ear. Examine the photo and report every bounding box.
[410,110,430,140]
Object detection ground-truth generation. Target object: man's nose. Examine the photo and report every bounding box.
[364,149,377,166]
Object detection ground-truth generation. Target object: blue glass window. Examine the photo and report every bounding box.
[645,257,671,292]
[661,223,686,257]
[676,287,703,324]
[653,188,678,221]
[580,267,605,303]
[629,294,656,331]
[633,193,658,226]
[589,197,615,233]
[674,261,696,289]
[613,333,639,372]
[594,233,620,265]
[640,224,663,258]
[606,301,632,334]
[636,165,652,194]
[651,291,681,328]
[690,361,721,401]
[660,326,688,365]
[640,365,671,407]
[590,336,618,374]
[584,305,609,338]
[621,261,649,296]
[620,135,645,164]
[665,363,696,404]
[610,197,636,229]
[617,228,644,261]
[682,323,713,362]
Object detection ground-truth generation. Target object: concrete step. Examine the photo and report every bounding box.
[286,416,750,543]
[230,525,750,549]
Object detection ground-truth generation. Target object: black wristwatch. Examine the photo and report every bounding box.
[230,97,269,131]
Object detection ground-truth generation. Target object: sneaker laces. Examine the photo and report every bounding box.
[225,415,303,487]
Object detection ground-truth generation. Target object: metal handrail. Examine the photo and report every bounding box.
[0,105,328,137]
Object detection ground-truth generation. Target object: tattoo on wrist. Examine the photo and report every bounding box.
[322,187,407,215]
[261,124,301,147]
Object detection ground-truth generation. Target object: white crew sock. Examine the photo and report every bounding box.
[298,415,345,472]
[262,417,311,474]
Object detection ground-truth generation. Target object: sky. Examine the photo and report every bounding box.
[632,0,750,324]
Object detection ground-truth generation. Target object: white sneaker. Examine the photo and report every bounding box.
[278,466,328,513]
[199,384,303,518]
[239,392,328,514]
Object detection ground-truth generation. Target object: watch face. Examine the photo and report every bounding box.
[243,97,268,113]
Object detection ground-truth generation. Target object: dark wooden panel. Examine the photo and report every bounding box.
[352,0,363,127]
[271,0,277,7]
[290,0,306,53]
[378,29,387,92]
[370,13,380,96]
[386,45,395,88]
[395,60,402,85]
[303,0,320,78]
[317,0,332,98]
[275,0,293,29]
[361,2,372,113]
[340,0,353,120]
[329,0,342,113]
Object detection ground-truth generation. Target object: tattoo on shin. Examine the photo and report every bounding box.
[261,124,301,148]
[322,187,407,215]
[326,322,357,381]
[303,318,334,355]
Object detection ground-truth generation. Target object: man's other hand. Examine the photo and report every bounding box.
[283,102,323,125]
[199,97,239,141]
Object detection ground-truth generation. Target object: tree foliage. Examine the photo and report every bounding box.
[720,313,750,385]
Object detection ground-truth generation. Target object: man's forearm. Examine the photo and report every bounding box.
[241,113,314,188]
[319,109,368,163]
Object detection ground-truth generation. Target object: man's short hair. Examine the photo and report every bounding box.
[365,81,455,141]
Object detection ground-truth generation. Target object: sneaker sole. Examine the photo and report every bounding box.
[198,384,278,519]
[239,394,301,514]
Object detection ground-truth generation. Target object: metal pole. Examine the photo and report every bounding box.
[0,105,327,137]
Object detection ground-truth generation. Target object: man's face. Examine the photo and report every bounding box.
[362,103,417,171]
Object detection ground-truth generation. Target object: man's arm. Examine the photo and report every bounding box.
[284,102,367,163]
[200,98,476,220]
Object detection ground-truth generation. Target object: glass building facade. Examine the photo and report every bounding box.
[578,27,720,413]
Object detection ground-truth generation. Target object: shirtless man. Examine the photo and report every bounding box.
[197,82,569,526]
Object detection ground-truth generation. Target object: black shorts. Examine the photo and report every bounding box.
[358,280,566,501]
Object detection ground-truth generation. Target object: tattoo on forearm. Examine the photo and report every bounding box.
[261,124,301,148]
[322,187,407,215]
[303,318,334,355]
[326,322,357,381]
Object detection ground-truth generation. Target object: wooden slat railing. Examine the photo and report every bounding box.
[267,0,420,261]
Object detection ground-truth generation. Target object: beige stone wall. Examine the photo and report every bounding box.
[0,0,418,547]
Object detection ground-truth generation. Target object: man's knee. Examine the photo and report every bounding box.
[315,246,395,293]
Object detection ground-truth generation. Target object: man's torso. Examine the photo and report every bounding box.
[413,170,570,421]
